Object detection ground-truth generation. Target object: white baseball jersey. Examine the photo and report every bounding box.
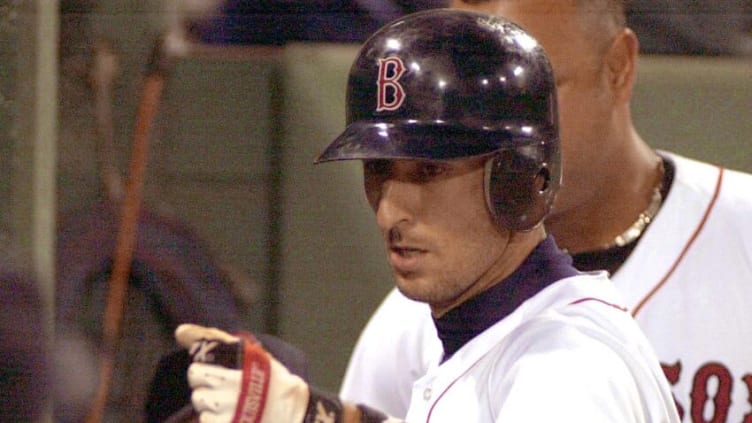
[341,152,752,422]
[404,272,678,423]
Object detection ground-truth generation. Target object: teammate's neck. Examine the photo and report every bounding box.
[569,156,674,274]
[547,141,664,255]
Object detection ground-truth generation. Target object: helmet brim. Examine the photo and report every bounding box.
[315,121,545,163]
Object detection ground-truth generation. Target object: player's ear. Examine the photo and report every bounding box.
[604,27,638,104]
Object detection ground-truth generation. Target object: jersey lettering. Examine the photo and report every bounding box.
[742,375,752,423]
[690,362,732,423]
[663,361,685,419]
[661,360,752,422]
[376,57,406,112]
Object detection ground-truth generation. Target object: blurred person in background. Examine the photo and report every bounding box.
[0,257,50,423]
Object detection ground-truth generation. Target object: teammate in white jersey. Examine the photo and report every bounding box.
[340,1,752,422]
[171,9,679,423]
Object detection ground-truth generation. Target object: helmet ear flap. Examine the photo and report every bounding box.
[484,150,552,231]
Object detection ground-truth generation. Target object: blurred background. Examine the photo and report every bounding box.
[1,0,750,421]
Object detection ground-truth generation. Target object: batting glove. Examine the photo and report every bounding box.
[175,324,401,423]
[175,323,310,423]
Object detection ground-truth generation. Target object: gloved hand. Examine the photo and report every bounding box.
[175,324,398,423]
[175,324,310,423]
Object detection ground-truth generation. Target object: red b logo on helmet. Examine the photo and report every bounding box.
[376,57,406,112]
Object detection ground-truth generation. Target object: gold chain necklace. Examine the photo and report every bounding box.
[603,160,665,249]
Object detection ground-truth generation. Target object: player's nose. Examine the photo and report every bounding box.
[374,177,419,233]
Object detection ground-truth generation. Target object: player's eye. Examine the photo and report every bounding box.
[414,161,447,182]
[363,159,391,178]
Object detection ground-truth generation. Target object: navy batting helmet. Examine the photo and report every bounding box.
[315,8,560,231]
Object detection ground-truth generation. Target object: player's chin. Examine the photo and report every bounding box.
[393,273,441,304]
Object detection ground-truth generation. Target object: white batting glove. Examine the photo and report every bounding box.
[175,324,309,423]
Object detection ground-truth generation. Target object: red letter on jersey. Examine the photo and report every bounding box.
[690,362,731,423]
[741,374,752,423]
[377,57,406,112]
[661,361,685,420]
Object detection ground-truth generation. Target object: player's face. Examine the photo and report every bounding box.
[363,156,514,314]
[452,0,619,217]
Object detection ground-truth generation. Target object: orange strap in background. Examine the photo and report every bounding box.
[85,42,169,422]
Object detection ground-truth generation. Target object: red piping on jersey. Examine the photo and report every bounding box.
[569,297,628,312]
[631,166,724,317]
[425,357,485,422]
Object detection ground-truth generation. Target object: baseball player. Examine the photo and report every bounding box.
[340,1,752,422]
[174,9,679,422]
